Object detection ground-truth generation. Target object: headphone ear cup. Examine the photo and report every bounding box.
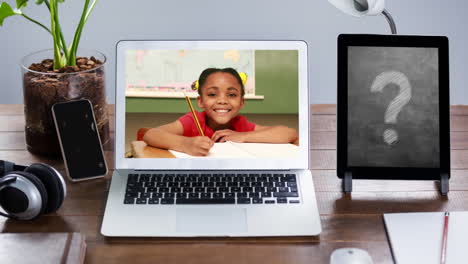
[0,171,48,220]
[24,163,66,214]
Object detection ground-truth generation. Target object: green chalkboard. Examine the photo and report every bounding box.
[125,50,298,114]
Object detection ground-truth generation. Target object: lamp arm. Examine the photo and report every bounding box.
[382,9,397,34]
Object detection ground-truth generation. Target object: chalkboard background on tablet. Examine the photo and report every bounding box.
[347,46,439,168]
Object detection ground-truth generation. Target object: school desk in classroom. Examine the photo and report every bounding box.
[131,141,176,158]
[124,113,299,154]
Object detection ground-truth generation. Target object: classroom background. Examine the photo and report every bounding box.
[124,50,299,153]
[0,0,466,106]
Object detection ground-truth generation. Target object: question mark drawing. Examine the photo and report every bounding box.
[370,71,412,145]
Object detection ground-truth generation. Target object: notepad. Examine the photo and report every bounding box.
[383,212,468,264]
[0,232,86,264]
[169,142,300,158]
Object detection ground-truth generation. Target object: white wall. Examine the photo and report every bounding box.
[0,0,466,104]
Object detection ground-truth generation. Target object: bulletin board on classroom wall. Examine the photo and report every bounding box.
[125,50,299,114]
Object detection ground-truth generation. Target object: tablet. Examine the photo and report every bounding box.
[337,34,450,180]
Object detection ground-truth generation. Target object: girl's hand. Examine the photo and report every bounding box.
[182,136,214,156]
[211,129,246,143]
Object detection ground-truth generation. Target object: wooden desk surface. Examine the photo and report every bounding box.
[1,104,468,264]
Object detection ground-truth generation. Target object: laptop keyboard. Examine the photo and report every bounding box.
[123,172,300,205]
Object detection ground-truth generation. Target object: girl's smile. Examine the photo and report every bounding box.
[197,72,245,130]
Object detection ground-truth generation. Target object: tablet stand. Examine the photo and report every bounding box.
[341,172,450,195]
[342,171,353,193]
[439,173,449,195]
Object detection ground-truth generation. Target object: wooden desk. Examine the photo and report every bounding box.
[1,104,468,264]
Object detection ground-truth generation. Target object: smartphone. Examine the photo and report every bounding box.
[52,99,108,182]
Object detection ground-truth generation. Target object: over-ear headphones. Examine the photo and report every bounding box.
[0,160,66,220]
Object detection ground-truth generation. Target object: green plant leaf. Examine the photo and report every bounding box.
[35,0,63,4]
[36,0,65,6]
[16,0,28,9]
[0,2,21,26]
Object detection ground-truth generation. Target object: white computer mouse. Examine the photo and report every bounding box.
[330,248,374,264]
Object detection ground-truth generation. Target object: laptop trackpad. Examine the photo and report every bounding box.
[176,208,247,234]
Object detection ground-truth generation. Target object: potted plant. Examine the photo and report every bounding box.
[0,0,109,156]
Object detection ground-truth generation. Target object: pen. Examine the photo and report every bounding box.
[441,211,450,264]
[183,92,204,137]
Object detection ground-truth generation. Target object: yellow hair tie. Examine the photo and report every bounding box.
[239,72,248,85]
[192,80,200,90]
[192,72,247,90]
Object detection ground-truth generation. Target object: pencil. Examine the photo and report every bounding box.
[441,211,450,264]
[184,93,204,137]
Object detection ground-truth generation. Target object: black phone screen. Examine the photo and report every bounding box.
[53,100,107,180]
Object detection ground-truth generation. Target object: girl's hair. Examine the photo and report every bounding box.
[194,68,245,97]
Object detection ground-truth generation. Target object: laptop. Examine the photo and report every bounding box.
[101,40,321,237]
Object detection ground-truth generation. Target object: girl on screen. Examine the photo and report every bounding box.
[143,67,298,156]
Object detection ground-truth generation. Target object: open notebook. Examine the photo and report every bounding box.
[169,141,300,158]
[383,212,468,264]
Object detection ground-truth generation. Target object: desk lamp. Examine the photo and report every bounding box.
[328,0,397,34]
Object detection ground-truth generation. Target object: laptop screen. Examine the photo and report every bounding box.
[115,41,309,170]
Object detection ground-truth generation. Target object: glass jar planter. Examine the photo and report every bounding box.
[21,49,109,157]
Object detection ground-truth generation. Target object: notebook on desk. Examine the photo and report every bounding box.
[101,40,321,237]
[384,212,468,264]
[0,232,86,264]
[169,142,300,158]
